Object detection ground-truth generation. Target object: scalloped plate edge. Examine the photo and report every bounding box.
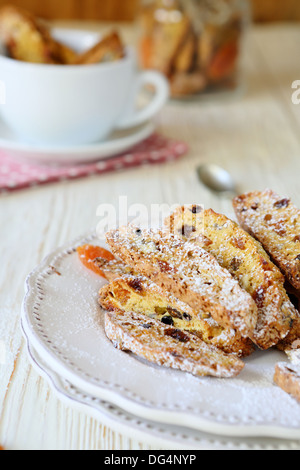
[20,231,300,441]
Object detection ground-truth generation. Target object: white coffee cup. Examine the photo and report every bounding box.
[0,29,169,147]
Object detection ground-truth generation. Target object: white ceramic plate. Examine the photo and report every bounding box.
[21,232,300,440]
[0,119,155,164]
[22,338,300,450]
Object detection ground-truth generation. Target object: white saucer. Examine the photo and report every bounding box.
[0,119,155,165]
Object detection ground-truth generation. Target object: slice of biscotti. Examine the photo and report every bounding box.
[233,190,300,292]
[281,339,300,365]
[277,313,300,353]
[94,257,135,282]
[276,282,300,352]
[106,225,258,339]
[74,31,125,65]
[0,4,58,63]
[150,13,191,76]
[165,206,297,350]
[99,275,254,358]
[274,362,300,402]
[104,309,245,378]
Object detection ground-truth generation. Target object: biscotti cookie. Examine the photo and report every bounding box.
[233,190,300,292]
[282,339,300,365]
[277,315,300,353]
[150,14,191,76]
[173,30,196,74]
[106,225,258,338]
[51,39,78,65]
[274,362,300,402]
[74,31,124,65]
[166,206,297,349]
[0,5,58,63]
[99,275,254,358]
[170,71,206,98]
[105,309,245,379]
[94,257,135,282]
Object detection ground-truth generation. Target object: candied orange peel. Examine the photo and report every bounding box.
[77,244,115,277]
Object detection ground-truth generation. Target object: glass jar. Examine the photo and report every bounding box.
[137,0,250,98]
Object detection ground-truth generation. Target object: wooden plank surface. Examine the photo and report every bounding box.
[0,0,140,21]
[0,0,299,21]
[0,22,300,450]
[251,0,300,22]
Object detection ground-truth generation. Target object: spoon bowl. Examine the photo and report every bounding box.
[197,163,237,195]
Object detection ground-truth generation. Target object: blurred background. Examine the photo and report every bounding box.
[0,0,299,22]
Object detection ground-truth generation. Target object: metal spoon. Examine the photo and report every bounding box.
[196,163,238,196]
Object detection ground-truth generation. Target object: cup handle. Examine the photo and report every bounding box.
[115,70,169,130]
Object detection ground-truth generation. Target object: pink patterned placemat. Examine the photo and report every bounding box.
[0,133,188,194]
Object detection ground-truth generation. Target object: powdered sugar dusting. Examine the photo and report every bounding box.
[22,233,300,435]
[233,189,300,291]
[105,310,244,379]
[106,225,258,337]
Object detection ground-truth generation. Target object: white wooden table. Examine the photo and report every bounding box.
[0,21,300,450]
